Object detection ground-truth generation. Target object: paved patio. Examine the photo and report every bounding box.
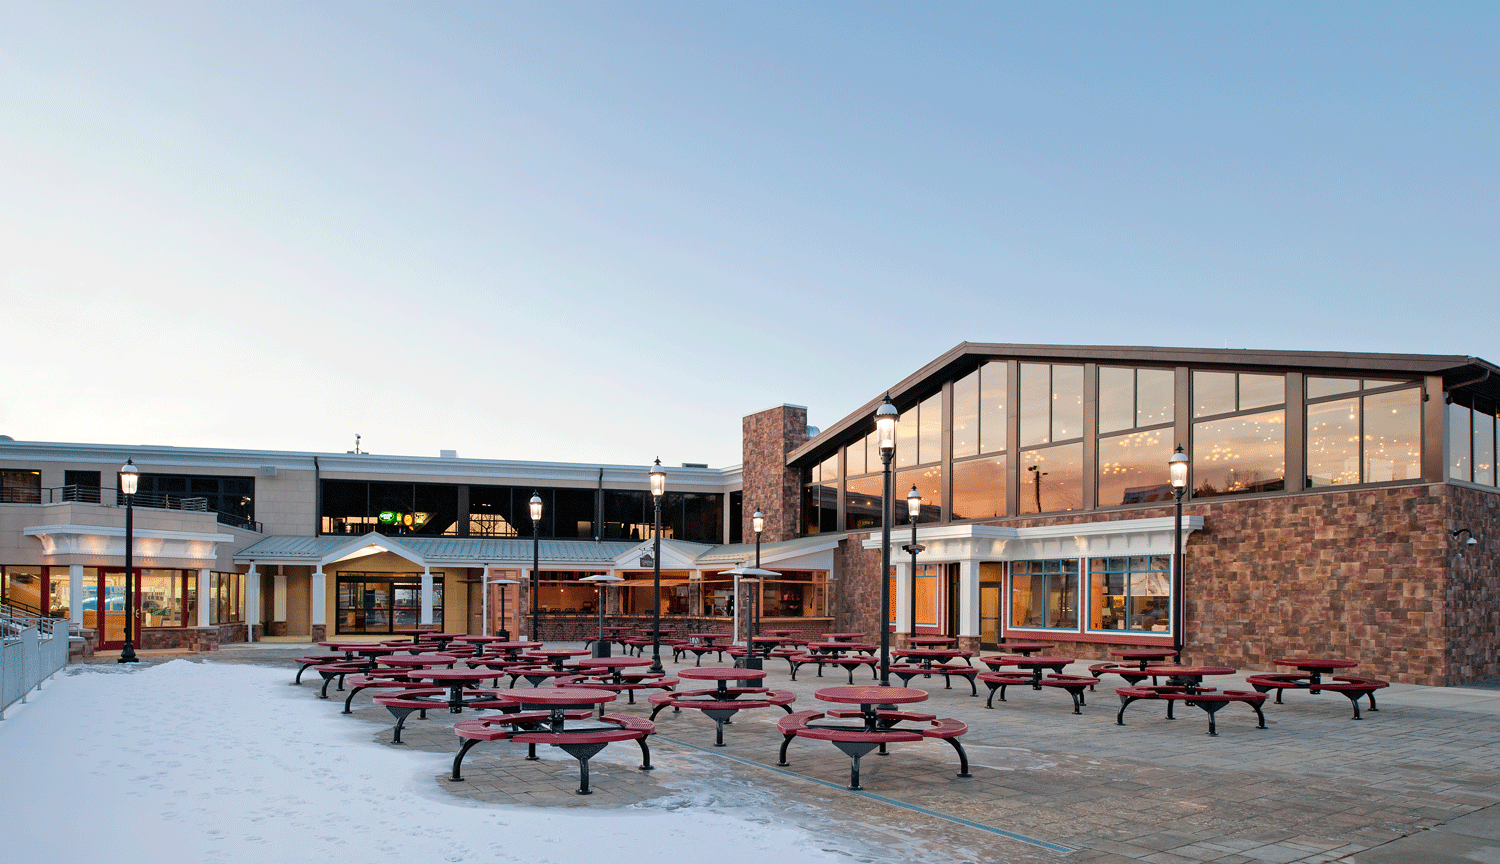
[93,642,1500,863]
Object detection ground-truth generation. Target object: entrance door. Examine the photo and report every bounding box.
[90,569,137,650]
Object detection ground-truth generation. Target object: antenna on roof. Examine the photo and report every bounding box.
[354,433,361,455]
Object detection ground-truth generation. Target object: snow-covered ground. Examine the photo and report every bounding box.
[1,660,851,863]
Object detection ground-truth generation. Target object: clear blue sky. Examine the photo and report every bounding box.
[2,2,1494,468]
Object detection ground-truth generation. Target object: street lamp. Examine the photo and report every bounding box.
[747,510,762,666]
[118,459,139,663]
[1169,444,1189,662]
[875,394,899,686]
[529,491,543,643]
[581,574,623,658]
[902,484,924,644]
[648,458,666,674]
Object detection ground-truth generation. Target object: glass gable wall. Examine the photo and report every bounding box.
[799,356,1432,531]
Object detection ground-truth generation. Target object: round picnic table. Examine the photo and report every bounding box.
[908,636,958,647]
[317,641,390,659]
[378,653,458,670]
[678,666,770,699]
[992,641,1054,656]
[574,656,654,685]
[806,641,876,655]
[984,655,1076,687]
[523,648,591,671]
[395,630,467,647]
[1144,664,1237,693]
[1274,657,1357,686]
[404,667,498,713]
[815,685,928,730]
[892,647,967,668]
[480,641,542,658]
[1110,648,1179,670]
[823,632,865,642]
[509,686,618,729]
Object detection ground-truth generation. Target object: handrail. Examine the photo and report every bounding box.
[6,485,263,533]
[1,613,69,718]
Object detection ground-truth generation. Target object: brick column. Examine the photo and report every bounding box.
[741,404,810,542]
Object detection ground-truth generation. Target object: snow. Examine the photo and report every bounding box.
[1,660,848,863]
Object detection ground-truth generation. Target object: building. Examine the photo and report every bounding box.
[2,343,1497,685]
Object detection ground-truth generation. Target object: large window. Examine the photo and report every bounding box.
[951,455,1005,521]
[335,572,440,634]
[1306,381,1421,487]
[0,470,41,503]
[1088,557,1171,633]
[1098,429,1175,506]
[211,572,243,624]
[138,473,254,525]
[1009,558,1079,629]
[802,452,838,534]
[1020,363,1083,446]
[1020,443,1083,513]
[952,362,1008,520]
[1191,372,1286,498]
[1449,397,1498,487]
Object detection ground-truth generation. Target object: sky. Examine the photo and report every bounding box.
[1,2,1495,468]
[0,659,853,863]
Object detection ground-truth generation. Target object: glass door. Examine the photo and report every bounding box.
[91,569,136,650]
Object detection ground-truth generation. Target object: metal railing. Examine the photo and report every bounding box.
[1,607,70,718]
[7,485,264,533]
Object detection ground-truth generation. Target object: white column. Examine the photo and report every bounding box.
[244,564,261,642]
[311,565,326,628]
[894,562,912,634]
[420,567,434,626]
[196,568,211,627]
[272,568,288,623]
[957,559,981,638]
[69,564,84,625]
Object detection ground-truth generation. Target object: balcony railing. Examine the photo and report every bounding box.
[1,485,262,533]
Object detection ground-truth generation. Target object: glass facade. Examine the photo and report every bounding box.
[798,358,1437,530]
[1449,398,1500,487]
[322,480,724,543]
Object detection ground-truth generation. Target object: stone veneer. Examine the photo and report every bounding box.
[828,483,1499,686]
[741,405,809,542]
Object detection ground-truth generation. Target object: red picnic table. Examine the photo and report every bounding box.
[1115,665,1266,734]
[776,686,970,790]
[908,636,958,647]
[648,666,796,746]
[1243,657,1387,719]
[990,641,1054,656]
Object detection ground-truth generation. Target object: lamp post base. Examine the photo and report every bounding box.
[592,641,612,659]
[118,642,139,663]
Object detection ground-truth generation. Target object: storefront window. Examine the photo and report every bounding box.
[1010,559,1079,629]
[1089,557,1171,633]
[139,570,196,627]
[2,565,44,613]
[212,572,243,624]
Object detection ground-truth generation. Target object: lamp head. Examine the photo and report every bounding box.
[907,484,921,519]
[1452,528,1479,546]
[1169,444,1188,490]
[529,491,543,523]
[119,459,139,496]
[875,394,898,454]
[752,508,765,535]
[649,457,666,498]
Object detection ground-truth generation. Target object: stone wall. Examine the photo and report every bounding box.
[741,405,808,542]
[1443,485,1500,684]
[141,626,222,652]
[831,483,1489,685]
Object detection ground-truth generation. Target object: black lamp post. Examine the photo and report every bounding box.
[582,574,622,658]
[751,508,765,655]
[529,491,543,643]
[875,394,899,686]
[649,458,666,673]
[118,459,139,663]
[902,485,924,642]
[1169,444,1189,662]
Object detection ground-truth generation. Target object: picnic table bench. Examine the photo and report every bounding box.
[890,662,979,695]
[978,671,1099,712]
[785,652,878,683]
[646,688,797,746]
[373,688,511,744]
[1115,685,1268,735]
[1245,673,1388,719]
[775,708,971,790]
[450,710,651,794]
